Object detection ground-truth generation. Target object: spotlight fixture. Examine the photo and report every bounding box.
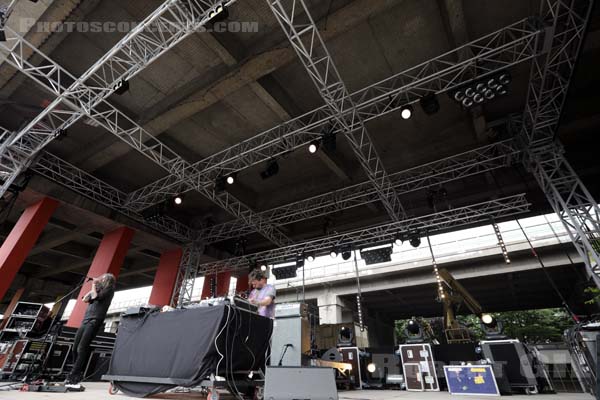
[409,234,421,248]
[337,326,354,347]
[53,129,67,140]
[492,222,510,263]
[400,105,413,120]
[360,245,392,265]
[481,313,494,325]
[367,363,377,373]
[173,195,184,205]
[215,176,227,191]
[449,71,511,109]
[306,253,315,262]
[260,159,279,180]
[341,247,352,261]
[330,248,338,258]
[394,234,403,246]
[207,3,229,23]
[226,173,236,185]
[321,129,337,152]
[272,264,297,280]
[406,319,420,335]
[260,263,267,272]
[419,93,440,115]
[308,140,320,154]
[113,79,129,95]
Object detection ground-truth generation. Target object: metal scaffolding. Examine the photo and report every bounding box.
[199,139,519,243]
[518,0,599,285]
[126,17,544,210]
[170,243,204,307]
[267,0,405,221]
[195,194,530,275]
[0,13,292,247]
[0,1,237,196]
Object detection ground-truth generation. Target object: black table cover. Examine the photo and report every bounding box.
[107,305,272,397]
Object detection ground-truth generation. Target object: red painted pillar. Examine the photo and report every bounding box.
[148,248,183,307]
[235,273,250,294]
[66,227,134,328]
[0,197,59,301]
[0,287,25,330]
[215,271,231,297]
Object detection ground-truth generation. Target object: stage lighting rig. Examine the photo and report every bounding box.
[260,159,279,179]
[400,105,413,120]
[360,245,392,265]
[450,71,511,109]
[409,233,421,248]
[207,3,229,23]
[272,264,297,280]
[330,248,338,258]
[419,93,440,115]
[113,79,129,95]
[173,194,184,205]
[341,246,352,261]
[308,140,320,154]
[305,253,315,262]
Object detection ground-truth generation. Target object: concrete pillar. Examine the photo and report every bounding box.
[317,291,345,325]
[148,248,183,307]
[0,197,59,302]
[66,227,134,328]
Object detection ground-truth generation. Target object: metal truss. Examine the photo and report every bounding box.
[0,19,291,247]
[127,17,544,210]
[0,1,236,195]
[267,0,404,221]
[520,0,593,146]
[195,194,531,275]
[170,243,204,307]
[528,144,600,286]
[32,150,196,243]
[516,0,599,285]
[200,139,520,243]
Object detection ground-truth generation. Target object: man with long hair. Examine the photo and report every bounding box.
[248,270,276,319]
[65,273,116,389]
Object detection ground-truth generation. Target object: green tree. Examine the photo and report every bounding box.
[395,308,573,344]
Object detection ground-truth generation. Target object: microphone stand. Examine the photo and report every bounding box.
[21,276,90,383]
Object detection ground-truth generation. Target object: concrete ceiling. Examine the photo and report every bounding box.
[1,0,599,307]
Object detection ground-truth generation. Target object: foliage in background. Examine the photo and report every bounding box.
[395,308,573,344]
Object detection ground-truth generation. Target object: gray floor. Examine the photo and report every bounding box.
[0,382,593,400]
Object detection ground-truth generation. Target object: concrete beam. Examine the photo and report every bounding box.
[72,0,401,173]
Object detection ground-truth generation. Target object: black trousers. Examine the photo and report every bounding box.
[69,319,102,383]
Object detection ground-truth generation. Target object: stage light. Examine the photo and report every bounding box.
[367,363,376,373]
[330,248,338,258]
[406,319,420,335]
[409,234,421,248]
[419,93,440,115]
[481,314,494,325]
[226,174,235,185]
[341,247,352,261]
[322,129,337,152]
[400,105,413,120]
[306,253,315,262]
[260,159,279,179]
[272,264,297,279]
[394,234,403,246]
[308,141,320,154]
[113,79,129,95]
[360,245,392,265]
[260,263,267,271]
[450,70,511,109]
[173,195,183,205]
[207,3,228,23]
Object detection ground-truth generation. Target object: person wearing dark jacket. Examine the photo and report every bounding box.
[65,273,115,389]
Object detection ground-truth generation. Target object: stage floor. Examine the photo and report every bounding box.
[0,382,592,399]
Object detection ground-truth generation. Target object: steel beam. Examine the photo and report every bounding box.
[126,17,544,210]
[170,243,203,307]
[267,0,405,220]
[199,139,520,243]
[195,194,530,275]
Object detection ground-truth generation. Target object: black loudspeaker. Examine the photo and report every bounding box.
[491,362,513,395]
